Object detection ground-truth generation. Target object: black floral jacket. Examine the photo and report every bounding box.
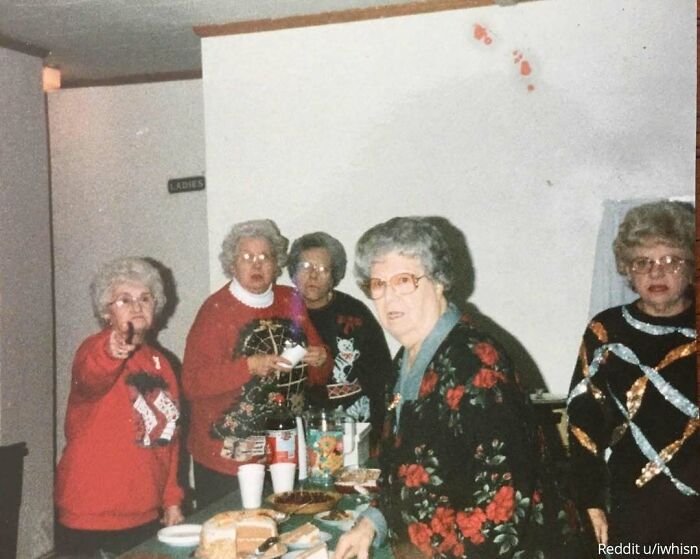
[377,318,583,559]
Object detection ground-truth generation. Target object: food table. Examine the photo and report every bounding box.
[119,486,393,559]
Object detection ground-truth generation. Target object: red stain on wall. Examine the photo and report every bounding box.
[473,24,493,45]
[513,50,535,92]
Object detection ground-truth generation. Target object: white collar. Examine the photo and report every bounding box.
[229,277,274,308]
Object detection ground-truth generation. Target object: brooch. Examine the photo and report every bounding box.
[387,393,402,411]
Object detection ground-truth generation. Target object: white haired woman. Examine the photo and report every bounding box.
[287,232,392,450]
[183,219,331,509]
[336,217,583,559]
[55,257,183,556]
[567,200,698,548]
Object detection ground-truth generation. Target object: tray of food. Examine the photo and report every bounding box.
[333,467,380,493]
[266,490,342,515]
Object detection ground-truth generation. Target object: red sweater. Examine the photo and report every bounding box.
[55,328,183,530]
[183,284,331,474]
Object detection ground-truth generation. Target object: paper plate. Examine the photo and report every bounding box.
[283,543,335,558]
[285,531,332,550]
[157,523,201,547]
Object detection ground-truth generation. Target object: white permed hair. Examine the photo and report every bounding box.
[90,257,166,325]
[219,219,289,279]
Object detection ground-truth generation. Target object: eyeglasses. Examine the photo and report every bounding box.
[629,255,690,275]
[296,261,331,277]
[363,273,425,300]
[239,252,273,265]
[110,292,155,309]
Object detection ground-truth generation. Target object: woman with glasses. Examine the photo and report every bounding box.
[567,200,698,549]
[287,232,392,449]
[55,257,184,556]
[336,217,583,559]
[183,219,330,509]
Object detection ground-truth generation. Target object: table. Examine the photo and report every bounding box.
[120,488,393,559]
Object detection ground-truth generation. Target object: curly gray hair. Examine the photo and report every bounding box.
[354,217,454,295]
[219,219,289,279]
[613,200,695,275]
[91,257,166,325]
[287,232,347,288]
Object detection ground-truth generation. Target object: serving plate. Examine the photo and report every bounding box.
[313,509,357,532]
[266,491,341,515]
[157,524,201,547]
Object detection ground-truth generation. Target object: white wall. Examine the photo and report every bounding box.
[49,80,209,450]
[0,47,54,558]
[201,0,695,394]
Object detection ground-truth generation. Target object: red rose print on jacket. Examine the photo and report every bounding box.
[437,529,459,554]
[408,522,433,555]
[473,342,499,366]
[456,508,486,544]
[399,463,430,487]
[419,369,439,397]
[430,506,456,537]
[472,368,506,389]
[486,485,516,523]
[446,385,465,410]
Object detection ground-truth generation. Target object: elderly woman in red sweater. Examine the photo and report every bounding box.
[55,257,183,556]
[183,219,331,509]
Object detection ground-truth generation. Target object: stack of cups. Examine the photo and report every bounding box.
[238,464,266,508]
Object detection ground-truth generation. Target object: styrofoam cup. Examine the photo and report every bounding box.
[238,463,265,508]
[270,462,296,494]
[278,344,307,368]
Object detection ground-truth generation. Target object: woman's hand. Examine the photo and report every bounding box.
[303,345,327,368]
[247,354,292,377]
[161,504,184,526]
[587,508,608,546]
[335,517,376,559]
[108,323,137,360]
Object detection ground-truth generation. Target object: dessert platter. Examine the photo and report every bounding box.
[333,467,381,494]
[266,490,341,515]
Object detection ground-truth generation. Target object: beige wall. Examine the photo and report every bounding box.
[0,47,55,557]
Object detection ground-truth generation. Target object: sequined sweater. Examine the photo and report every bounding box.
[567,301,698,510]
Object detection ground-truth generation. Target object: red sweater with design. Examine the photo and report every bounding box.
[183,284,331,475]
[55,328,183,530]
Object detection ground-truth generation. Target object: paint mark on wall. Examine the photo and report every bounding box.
[513,50,535,92]
[473,24,493,45]
[471,24,538,93]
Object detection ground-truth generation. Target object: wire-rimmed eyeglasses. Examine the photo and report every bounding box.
[239,251,273,265]
[110,292,155,308]
[296,261,331,277]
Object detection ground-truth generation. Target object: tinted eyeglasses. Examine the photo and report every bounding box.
[363,273,425,300]
[629,255,690,275]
